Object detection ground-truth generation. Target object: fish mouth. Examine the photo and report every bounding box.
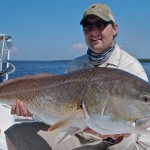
[135,116,150,129]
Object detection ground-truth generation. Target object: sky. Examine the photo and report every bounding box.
[0,0,150,61]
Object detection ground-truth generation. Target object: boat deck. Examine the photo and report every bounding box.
[0,104,33,150]
[0,105,14,150]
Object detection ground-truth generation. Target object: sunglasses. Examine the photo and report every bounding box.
[82,20,112,31]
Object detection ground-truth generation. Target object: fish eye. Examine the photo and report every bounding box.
[142,95,150,103]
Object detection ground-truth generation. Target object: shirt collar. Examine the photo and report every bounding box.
[106,44,121,67]
[85,43,121,68]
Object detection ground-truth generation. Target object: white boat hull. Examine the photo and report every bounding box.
[0,104,14,150]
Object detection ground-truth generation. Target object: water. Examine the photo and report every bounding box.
[142,62,150,80]
[8,60,150,81]
[8,60,70,79]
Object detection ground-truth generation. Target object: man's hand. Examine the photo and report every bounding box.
[11,100,32,117]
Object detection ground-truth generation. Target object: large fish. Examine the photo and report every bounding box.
[0,67,150,142]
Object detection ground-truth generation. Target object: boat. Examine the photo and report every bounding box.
[0,33,34,149]
[0,33,15,150]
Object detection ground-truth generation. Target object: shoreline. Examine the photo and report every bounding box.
[138,59,150,62]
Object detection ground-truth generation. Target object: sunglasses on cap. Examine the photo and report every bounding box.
[82,20,113,31]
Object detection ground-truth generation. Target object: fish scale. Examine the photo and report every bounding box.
[0,67,150,142]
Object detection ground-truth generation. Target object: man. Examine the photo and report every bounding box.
[5,3,150,150]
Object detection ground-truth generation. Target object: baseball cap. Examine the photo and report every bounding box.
[80,3,115,24]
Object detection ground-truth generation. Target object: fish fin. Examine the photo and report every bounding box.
[34,73,54,77]
[48,109,83,131]
[2,104,12,109]
[54,127,80,143]
[48,109,85,143]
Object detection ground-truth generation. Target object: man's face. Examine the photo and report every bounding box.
[82,16,118,53]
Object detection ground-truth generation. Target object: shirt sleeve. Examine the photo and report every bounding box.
[137,70,149,82]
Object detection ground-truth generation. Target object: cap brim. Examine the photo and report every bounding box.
[80,14,112,25]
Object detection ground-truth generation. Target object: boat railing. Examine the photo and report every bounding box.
[0,33,37,149]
